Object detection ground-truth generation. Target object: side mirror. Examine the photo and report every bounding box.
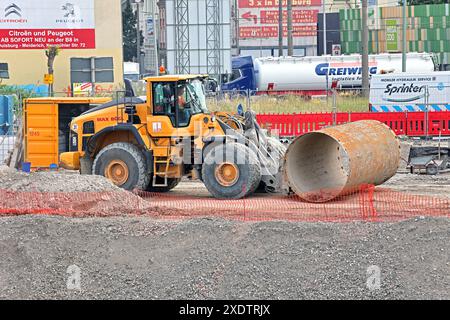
[237,104,244,116]
[124,78,135,97]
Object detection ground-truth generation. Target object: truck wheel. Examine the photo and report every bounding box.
[92,142,150,191]
[146,177,181,193]
[202,143,261,199]
[426,164,439,175]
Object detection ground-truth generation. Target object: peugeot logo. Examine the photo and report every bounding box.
[5,3,21,17]
[62,3,76,18]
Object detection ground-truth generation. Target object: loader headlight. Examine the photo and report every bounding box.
[69,131,78,151]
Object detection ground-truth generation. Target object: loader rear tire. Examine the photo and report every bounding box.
[202,143,261,199]
[92,142,150,191]
[146,177,181,192]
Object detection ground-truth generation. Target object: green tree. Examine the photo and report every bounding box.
[122,0,143,62]
[45,46,61,96]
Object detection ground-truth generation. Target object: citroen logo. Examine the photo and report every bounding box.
[5,3,21,17]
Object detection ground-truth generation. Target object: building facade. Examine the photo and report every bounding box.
[121,0,159,76]
[339,3,450,70]
[140,0,159,75]
[233,0,323,58]
[0,0,124,95]
[158,0,232,81]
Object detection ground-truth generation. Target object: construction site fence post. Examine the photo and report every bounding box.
[332,89,337,126]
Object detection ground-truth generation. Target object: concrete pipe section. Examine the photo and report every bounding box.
[284,120,400,202]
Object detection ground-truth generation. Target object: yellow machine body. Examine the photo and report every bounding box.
[61,75,230,185]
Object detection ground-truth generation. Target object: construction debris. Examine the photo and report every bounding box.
[7,123,23,169]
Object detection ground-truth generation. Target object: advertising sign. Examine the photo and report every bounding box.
[238,0,322,7]
[239,25,317,38]
[260,10,318,24]
[238,0,321,40]
[370,73,450,111]
[146,17,154,36]
[332,44,341,56]
[386,19,398,52]
[43,73,53,84]
[0,0,95,49]
[73,82,93,96]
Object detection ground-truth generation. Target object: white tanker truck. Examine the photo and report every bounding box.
[221,52,437,96]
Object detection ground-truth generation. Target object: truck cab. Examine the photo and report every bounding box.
[221,56,257,92]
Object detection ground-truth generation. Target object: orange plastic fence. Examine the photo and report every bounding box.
[256,111,450,137]
[0,187,449,223]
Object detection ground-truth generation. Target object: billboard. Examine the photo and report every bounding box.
[238,0,322,7]
[370,72,450,112]
[238,0,320,40]
[386,19,398,52]
[0,0,95,49]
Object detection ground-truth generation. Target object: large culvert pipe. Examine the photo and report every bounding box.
[284,120,400,202]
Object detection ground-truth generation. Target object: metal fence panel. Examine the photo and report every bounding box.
[0,93,22,166]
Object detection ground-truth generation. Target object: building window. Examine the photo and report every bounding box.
[0,63,9,79]
[70,57,114,83]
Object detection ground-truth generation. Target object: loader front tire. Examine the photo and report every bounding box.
[202,143,261,199]
[92,142,150,191]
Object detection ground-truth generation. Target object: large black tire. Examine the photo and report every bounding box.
[92,142,150,191]
[426,163,439,175]
[202,143,261,199]
[146,177,181,192]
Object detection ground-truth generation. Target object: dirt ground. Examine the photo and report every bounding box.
[0,169,449,299]
[172,172,450,199]
[384,173,450,199]
[0,215,449,300]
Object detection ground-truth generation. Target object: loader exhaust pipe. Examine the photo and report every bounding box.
[284,120,400,202]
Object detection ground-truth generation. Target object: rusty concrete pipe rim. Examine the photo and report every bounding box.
[284,131,348,203]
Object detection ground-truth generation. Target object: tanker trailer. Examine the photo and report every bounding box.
[284,120,400,203]
[222,52,436,96]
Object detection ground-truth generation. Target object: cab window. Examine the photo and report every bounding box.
[152,81,208,128]
[152,82,190,128]
[153,82,175,116]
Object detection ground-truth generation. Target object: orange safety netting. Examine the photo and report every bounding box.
[0,186,449,223]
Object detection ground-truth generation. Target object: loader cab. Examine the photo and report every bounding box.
[146,75,209,131]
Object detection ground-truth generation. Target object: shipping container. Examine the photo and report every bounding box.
[24,97,111,168]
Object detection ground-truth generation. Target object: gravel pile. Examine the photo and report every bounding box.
[0,215,448,300]
[0,166,159,216]
[0,165,121,193]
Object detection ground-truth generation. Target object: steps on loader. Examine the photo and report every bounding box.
[152,146,171,187]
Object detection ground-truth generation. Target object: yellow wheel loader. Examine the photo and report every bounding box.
[60,75,285,199]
